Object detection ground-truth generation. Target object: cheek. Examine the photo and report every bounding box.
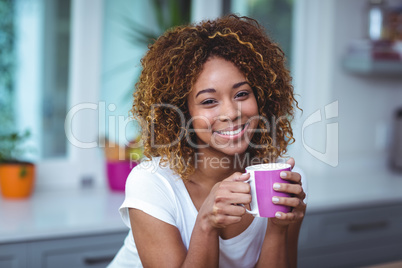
[189,109,215,130]
[192,114,212,130]
[243,98,259,117]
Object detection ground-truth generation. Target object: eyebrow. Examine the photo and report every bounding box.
[195,81,249,98]
[233,81,249,89]
[195,88,216,98]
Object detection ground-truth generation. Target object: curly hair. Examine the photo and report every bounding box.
[132,14,298,180]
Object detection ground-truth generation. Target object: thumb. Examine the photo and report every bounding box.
[233,172,250,181]
[286,157,295,170]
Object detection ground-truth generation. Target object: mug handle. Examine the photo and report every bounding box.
[243,173,259,216]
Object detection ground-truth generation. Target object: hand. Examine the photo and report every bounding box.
[197,172,252,231]
[270,158,306,226]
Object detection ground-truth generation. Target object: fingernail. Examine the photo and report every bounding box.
[272,197,279,203]
[280,171,287,178]
[275,212,281,218]
[273,183,280,190]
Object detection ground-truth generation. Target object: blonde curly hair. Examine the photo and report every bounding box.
[132,14,298,180]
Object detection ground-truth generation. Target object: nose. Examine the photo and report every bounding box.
[216,100,241,122]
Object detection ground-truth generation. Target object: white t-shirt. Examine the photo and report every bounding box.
[108,157,307,268]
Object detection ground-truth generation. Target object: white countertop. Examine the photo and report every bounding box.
[305,166,402,213]
[0,188,128,244]
[1,166,401,244]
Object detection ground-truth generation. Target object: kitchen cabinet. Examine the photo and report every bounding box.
[0,231,127,268]
[0,188,128,268]
[298,201,402,268]
[0,243,27,268]
[1,188,402,268]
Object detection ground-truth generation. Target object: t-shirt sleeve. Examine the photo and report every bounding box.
[119,165,177,228]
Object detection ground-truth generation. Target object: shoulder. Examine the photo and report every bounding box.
[125,157,181,196]
[128,157,176,182]
[120,157,182,227]
[130,156,165,175]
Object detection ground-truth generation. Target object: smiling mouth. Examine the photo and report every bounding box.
[214,123,249,136]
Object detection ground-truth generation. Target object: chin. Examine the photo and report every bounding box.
[212,143,250,157]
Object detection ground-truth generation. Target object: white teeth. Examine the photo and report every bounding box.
[217,126,243,136]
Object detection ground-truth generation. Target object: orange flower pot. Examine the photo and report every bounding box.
[0,162,35,199]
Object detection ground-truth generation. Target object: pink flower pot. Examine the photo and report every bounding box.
[106,160,137,192]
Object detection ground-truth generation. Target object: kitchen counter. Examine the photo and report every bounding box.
[1,165,401,243]
[0,188,128,244]
[1,180,402,268]
[305,164,402,213]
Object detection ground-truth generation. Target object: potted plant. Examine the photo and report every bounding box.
[0,130,35,198]
[103,136,143,192]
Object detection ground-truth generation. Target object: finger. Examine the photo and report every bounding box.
[272,196,304,208]
[280,171,301,184]
[286,157,295,170]
[273,183,304,196]
[215,195,251,215]
[274,211,296,221]
[212,204,246,217]
[224,204,247,216]
[229,192,252,204]
[234,172,250,181]
[274,211,305,221]
[211,214,243,228]
[225,172,250,182]
[218,180,251,194]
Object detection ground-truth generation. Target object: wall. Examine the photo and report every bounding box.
[333,0,402,159]
[290,0,402,209]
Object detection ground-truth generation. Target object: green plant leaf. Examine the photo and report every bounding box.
[0,129,32,162]
[19,165,27,178]
[169,0,181,27]
[151,0,164,31]
[112,0,191,120]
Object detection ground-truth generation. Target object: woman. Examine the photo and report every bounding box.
[109,14,306,268]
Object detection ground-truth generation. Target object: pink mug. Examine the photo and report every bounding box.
[245,163,292,218]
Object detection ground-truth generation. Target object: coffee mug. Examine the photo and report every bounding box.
[245,163,292,218]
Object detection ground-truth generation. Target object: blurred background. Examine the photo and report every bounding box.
[1,0,402,267]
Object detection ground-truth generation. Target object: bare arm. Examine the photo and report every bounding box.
[256,219,304,268]
[129,172,252,268]
[129,208,220,268]
[287,220,303,268]
[255,221,289,268]
[256,158,307,268]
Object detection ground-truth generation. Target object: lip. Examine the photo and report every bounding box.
[213,123,250,140]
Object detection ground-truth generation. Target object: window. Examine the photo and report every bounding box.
[12,0,71,160]
[3,0,296,189]
[8,0,104,189]
[41,0,71,158]
[226,0,294,66]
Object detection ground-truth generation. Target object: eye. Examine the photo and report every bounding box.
[235,91,250,98]
[201,99,217,105]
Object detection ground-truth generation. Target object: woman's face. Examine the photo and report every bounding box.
[187,57,259,157]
